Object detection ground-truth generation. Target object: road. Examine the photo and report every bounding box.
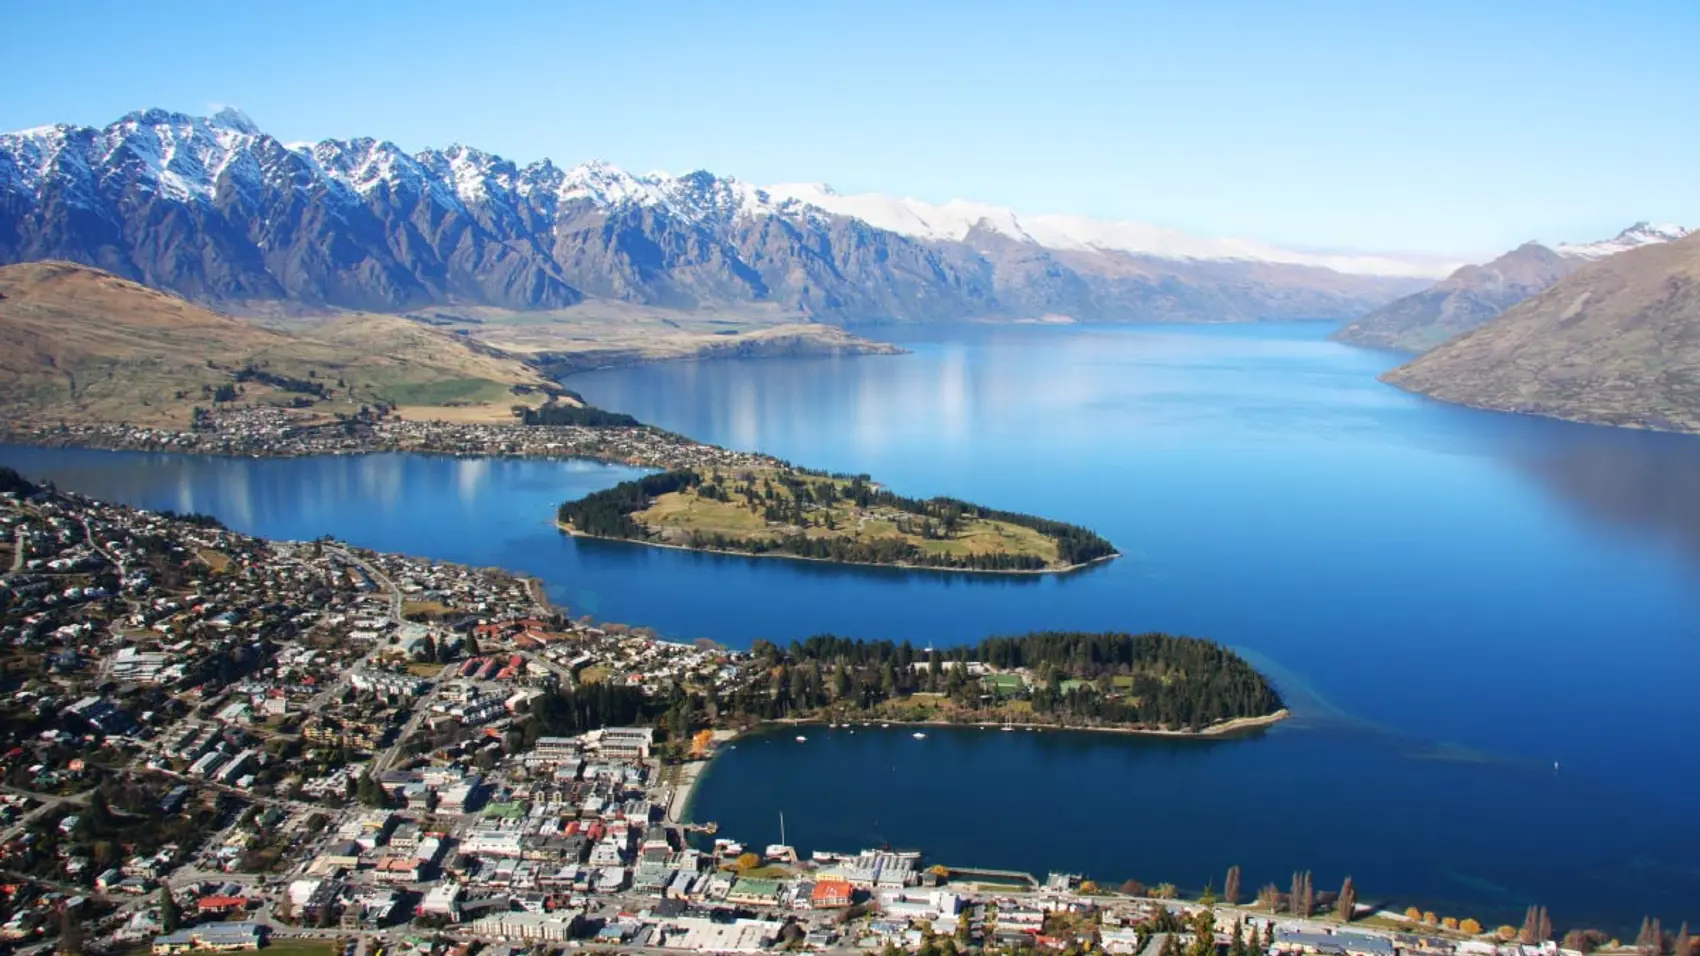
[0,783,96,845]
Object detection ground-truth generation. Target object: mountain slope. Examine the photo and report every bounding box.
[0,260,557,426]
[1333,224,1691,353]
[1382,233,1700,433]
[1,109,1431,324]
[1332,243,1583,352]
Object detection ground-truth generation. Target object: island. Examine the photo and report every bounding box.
[556,466,1118,573]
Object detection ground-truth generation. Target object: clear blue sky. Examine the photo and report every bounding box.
[5,0,1696,258]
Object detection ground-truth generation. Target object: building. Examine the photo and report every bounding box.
[595,726,654,761]
[726,877,782,907]
[812,878,853,909]
[419,882,465,921]
[151,923,267,954]
[466,911,583,941]
[1274,931,1397,956]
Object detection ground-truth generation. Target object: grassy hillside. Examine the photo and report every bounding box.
[559,466,1118,573]
[1383,234,1700,433]
[0,261,560,427]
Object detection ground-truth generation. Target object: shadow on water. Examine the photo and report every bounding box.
[1499,415,1700,574]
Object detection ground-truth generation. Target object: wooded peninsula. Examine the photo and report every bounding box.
[556,466,1117,573]
[518,631,1287,746]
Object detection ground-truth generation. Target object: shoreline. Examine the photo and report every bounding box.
[557,521,1120,577]
[711,708,1290,747]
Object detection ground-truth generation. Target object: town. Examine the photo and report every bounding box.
[0,471,1654,956]
[1,406,773,473]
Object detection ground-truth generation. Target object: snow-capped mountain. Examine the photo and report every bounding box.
[1555,222,1691,260]
[0,108,1438,320]
[766,183,1456,279]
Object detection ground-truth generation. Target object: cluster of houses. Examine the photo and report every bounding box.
[9,407,777,472]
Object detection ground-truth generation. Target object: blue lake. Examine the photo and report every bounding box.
[5,322,1699,931]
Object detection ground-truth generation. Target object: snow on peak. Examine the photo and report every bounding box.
[765,183,1453,277]
[1555,221,1691,260]
[209,107,261,135]
[766,183,1029,244]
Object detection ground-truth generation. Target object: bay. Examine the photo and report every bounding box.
[5,322,1699,931]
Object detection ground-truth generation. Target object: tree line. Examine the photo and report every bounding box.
[523,404,642,428]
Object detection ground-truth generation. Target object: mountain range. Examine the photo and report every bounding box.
[0,108,1439,324]
[1332,223,1690,352]
[1384,232,1700,434]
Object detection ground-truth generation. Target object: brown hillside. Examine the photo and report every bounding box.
[1383,234,1700,433]
[0,261,556,428]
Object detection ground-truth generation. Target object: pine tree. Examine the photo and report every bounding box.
[1225,866,1242,906]
[159,888,180,933]
[1526,907,1546,945]
[1538,908,1553,946]
[1291,873,1304,916]
[84,788,113,833]
[57,908,82,956]
[1675,923,1691,956]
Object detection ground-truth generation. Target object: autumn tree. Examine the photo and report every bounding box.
[1155,883,1178,900]
[1224,866,1241,906]
[734,852,761,872]
[1260,885,1284,911]
[1336,877,1357,922]
[1460,919,1483,936]
[1675,923,1691,956]
[1122,880,1147,897]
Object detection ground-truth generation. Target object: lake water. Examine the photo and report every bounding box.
[5,322,1698,931]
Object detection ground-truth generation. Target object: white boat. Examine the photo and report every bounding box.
[911,732,927,740]
[1002,726,1013,732]
[795,735,807,743]
[880,723,890,728]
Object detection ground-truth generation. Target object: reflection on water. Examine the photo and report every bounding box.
[1508,422,1700,572]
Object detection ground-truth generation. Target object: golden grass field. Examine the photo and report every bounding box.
[630,466,1065,566]
[0,261,558,428]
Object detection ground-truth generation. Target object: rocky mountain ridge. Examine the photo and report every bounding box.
[0,108,1430,323]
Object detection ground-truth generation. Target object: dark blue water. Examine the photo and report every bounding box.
[6,323,1699,931]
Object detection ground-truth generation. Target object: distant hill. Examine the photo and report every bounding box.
[1333,224,1689,353]
[1382,232,1700,434]
[0,260,558,427]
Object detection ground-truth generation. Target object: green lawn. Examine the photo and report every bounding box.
[375,376,510,406]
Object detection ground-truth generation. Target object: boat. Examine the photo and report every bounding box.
[795,735,807,743]
[1001,726,1013,732]
[911,732,927,740]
